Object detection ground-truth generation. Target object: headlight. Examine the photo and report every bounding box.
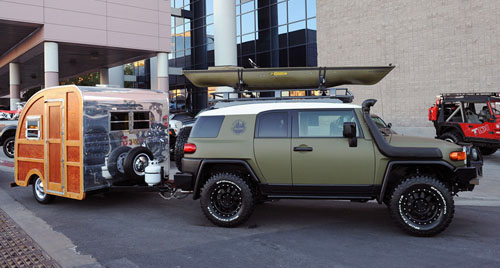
[471,147,479,161]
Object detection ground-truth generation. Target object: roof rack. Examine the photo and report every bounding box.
[440,92,500,102]
[209,88,354,103]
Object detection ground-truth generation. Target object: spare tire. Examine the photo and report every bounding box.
[107,146,131,178]
[123,147,154,182]
[174,126,192,171]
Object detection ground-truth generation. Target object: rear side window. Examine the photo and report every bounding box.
[256,112,288,138]
[191,116,225,138]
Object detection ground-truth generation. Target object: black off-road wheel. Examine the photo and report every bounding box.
[438,132,462,144]
[389,175,454,237]
[174,126,192,171]
[32,176,55,204]
[200,173,255,227]
[479,146,497,156]
[3,136,15,158]
[107,146,131,178]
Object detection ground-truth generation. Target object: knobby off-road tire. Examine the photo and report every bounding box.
[174,126,192,172]
[3,136,15,158]
[438,132,462,144]
[200,173,255,227]
[389,175,454,237]
[479,146,497,156]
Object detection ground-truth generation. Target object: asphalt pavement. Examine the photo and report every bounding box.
[0,150,499,268]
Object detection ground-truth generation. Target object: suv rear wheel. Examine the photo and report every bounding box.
[389,175,454,237]
[200,173,255,227]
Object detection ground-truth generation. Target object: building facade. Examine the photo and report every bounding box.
[317,0,500,134]
[169,0,317,112]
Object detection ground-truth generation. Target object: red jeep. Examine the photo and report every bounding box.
[429,92,500,155]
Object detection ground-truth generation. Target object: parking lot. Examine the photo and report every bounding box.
[1,150,500,268]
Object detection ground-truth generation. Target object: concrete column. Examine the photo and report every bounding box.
[99,68,109,84]
[9,63,20,110]
[109,65,124,88]
[44,42,59,88]
[157,52,169,92]
[149,56,158,90]
[214,0,237,94]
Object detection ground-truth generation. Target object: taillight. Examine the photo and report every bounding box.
[184,143,197,154]
[449,151,466,161]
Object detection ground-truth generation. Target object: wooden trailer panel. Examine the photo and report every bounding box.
[15,86,85,200]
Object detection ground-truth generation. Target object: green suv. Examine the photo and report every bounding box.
[174,99,483,236]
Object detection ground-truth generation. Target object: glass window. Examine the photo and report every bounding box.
[307,17,316,31]
[236,15,241,36]
[289,45,306,66]
[241,0,255,13]
[110,112,130,131]
[175,0,183,9]
[257,112,288,138]
[297,110,360,138]
[206,14,214,25]
[241,12,255,34]
[306,0,316,18]
[26,116,40,140]
[278,2,287,25]
[133,111,151,130]
[191,116,225,138]
[288,0,306,22]
[206,0,213,15]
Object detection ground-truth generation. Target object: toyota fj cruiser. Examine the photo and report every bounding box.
[174,66,483,236]
[429,92,500,155]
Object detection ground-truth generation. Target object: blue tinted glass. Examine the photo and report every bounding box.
[236,15,241,36]
[241,0,254,13]
[278,2,287,25]
[191,116,225,138]
[176,35,184,50]
[306,0,316,18]
[175,0,183,9]
[206,14,213,24]
[307,17,316,30]
[206,0,213,15]
[288,0,305,22]
[242,33,255,42]
[241,12,255,34]
[289,20,306,32]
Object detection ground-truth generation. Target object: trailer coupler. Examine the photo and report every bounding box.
[158,189,193,200]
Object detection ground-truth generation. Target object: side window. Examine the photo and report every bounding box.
[26,116,41,140]
[191,116,225,138]
[133,111,150,130]
[110,112,129,131]
[297,110,360,138]
[256,112,288,138]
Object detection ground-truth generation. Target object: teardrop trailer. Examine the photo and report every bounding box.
[11,85,173,202]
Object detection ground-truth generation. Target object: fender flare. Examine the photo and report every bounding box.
[0,125,17,143]
[377,160,455,203]
[192,159,261,200]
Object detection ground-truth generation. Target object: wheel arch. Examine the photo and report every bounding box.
[378,160,456,204]
[23,169,44,187]
[193,159,261,200]
[437,125,464,138]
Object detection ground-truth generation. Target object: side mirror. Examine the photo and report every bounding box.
[387,123,392,128]
[343,122,357,147]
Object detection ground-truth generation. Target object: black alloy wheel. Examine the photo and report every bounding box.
[200,173,255,227]
[3,136,15,158]
[389,175,454,237]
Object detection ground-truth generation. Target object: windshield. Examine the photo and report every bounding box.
[491,102,500,117]
[372,116,388,128]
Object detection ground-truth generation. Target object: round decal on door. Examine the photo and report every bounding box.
[232,120,246,135]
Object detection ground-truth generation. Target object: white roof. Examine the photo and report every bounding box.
[200,102,361,116]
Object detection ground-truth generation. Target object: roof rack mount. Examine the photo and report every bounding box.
[209,88,354,103]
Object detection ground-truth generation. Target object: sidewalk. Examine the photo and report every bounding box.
[0,208,60,268]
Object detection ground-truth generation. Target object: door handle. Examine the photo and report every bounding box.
[294,146,313,152]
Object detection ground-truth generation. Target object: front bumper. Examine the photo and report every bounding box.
[455,145,484,190]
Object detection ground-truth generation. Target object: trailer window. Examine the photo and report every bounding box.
[133,111,150,129]
[110,112,129,131]
[26,116,40,140]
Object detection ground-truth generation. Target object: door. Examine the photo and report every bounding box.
[459,102,498,140]
[253,111,292,184]
[291,109,375,194]
[45,100,64,194]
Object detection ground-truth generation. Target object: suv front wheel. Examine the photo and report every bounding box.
[200,173,255,227]
[389,175,454,237]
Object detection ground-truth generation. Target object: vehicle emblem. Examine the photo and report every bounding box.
[270,72,288,76]
[232,120,246,135]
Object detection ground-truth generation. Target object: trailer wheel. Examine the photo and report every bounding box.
[123,147,154,182]
[32,176,55,204]
[3,136,15,158]
[107,146,132,177]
